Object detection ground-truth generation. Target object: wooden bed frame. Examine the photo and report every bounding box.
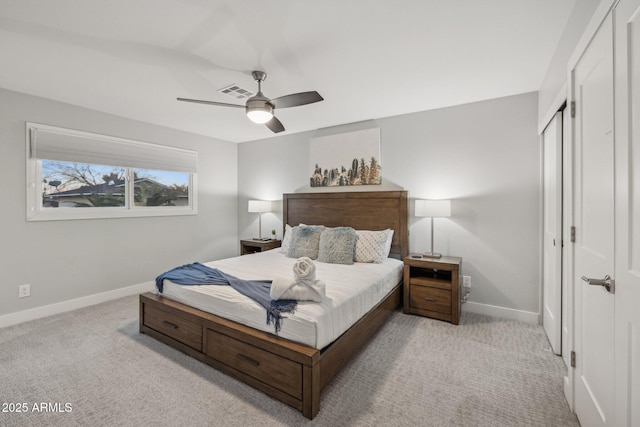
[139,190,408,419]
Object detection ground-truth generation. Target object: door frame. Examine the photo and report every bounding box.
[561,108,571,370]
[612,0,640,423]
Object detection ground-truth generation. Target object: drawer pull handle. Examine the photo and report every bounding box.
[424,298,437,302]
[236,353,260,367]
[162,320,178,329]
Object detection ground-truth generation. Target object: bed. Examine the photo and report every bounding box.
[139,190,408,419]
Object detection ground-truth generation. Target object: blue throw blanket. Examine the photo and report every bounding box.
[155,262,296,334]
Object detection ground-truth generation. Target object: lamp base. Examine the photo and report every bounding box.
[422,252,442,259]
[252,237,272,241]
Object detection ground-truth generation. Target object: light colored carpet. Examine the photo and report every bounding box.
[0,296,579,426]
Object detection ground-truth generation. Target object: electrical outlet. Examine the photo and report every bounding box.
[19,284,30,298]
[462,276,471,288]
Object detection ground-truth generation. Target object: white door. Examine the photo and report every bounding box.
[542,111,563,355]
[572,14,615,427]
[613,0,640,424]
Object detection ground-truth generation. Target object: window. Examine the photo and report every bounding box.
[42,161,127,208]
[27,123,198,221]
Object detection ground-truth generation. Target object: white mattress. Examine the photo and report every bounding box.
[158,249,403,349]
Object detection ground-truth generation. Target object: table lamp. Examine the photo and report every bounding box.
[248,200,272,240]
[415,199,451,258]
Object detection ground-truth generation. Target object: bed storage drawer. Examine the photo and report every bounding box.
[144,303,203,351]
[205,328,303,399]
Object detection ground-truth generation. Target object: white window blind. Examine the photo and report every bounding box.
[29,124,198,173]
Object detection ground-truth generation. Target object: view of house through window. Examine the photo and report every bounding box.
[133,168,190,207]
[42,161,126,208]
[27,122,197,221]
[42,161,190,209]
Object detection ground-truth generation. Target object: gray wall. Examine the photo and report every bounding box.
[238,92,541,315]
[538,0,601,127]
[0,88,238,317]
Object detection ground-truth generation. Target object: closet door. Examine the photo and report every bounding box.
[542,111,563,355]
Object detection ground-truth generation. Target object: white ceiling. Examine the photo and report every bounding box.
[0,0,575,143]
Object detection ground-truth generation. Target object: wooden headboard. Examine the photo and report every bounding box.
[283,191,409,259]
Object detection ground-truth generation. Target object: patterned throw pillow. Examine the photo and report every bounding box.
[354,229,394,263]
[317,227,356,265]
[287,225,325,259]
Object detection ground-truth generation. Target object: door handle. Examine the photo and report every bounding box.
[581,274,615,294]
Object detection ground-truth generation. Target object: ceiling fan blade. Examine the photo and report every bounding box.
[271,91,323,109]
[265,116,285,133]
[177,97,245,108]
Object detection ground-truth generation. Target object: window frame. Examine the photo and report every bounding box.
[26,123,198,221]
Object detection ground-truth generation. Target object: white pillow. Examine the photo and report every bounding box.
[280,224,293,253]
[354,229,394,263]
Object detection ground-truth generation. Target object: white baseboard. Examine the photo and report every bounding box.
[563,375,573,411]
[462,301,540,324]
[0,281,155,329]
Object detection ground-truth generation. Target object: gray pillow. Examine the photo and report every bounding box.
[317,227,356,265]
[287,225,325,259]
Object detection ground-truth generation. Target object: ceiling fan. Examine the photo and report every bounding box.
[177,71,323,133]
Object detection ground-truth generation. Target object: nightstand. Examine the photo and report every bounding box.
[240,239,281,255]
[403,256,462,324]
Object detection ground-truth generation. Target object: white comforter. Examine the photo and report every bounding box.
[158,249,403,349]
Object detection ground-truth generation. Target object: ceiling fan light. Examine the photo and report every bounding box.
[246,108,273,124]
[246,95,273,124]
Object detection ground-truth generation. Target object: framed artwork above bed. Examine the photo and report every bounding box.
[309,128,381,187]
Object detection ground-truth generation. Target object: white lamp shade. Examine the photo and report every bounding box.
[415,199,451,218]
[248,200,272,213]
